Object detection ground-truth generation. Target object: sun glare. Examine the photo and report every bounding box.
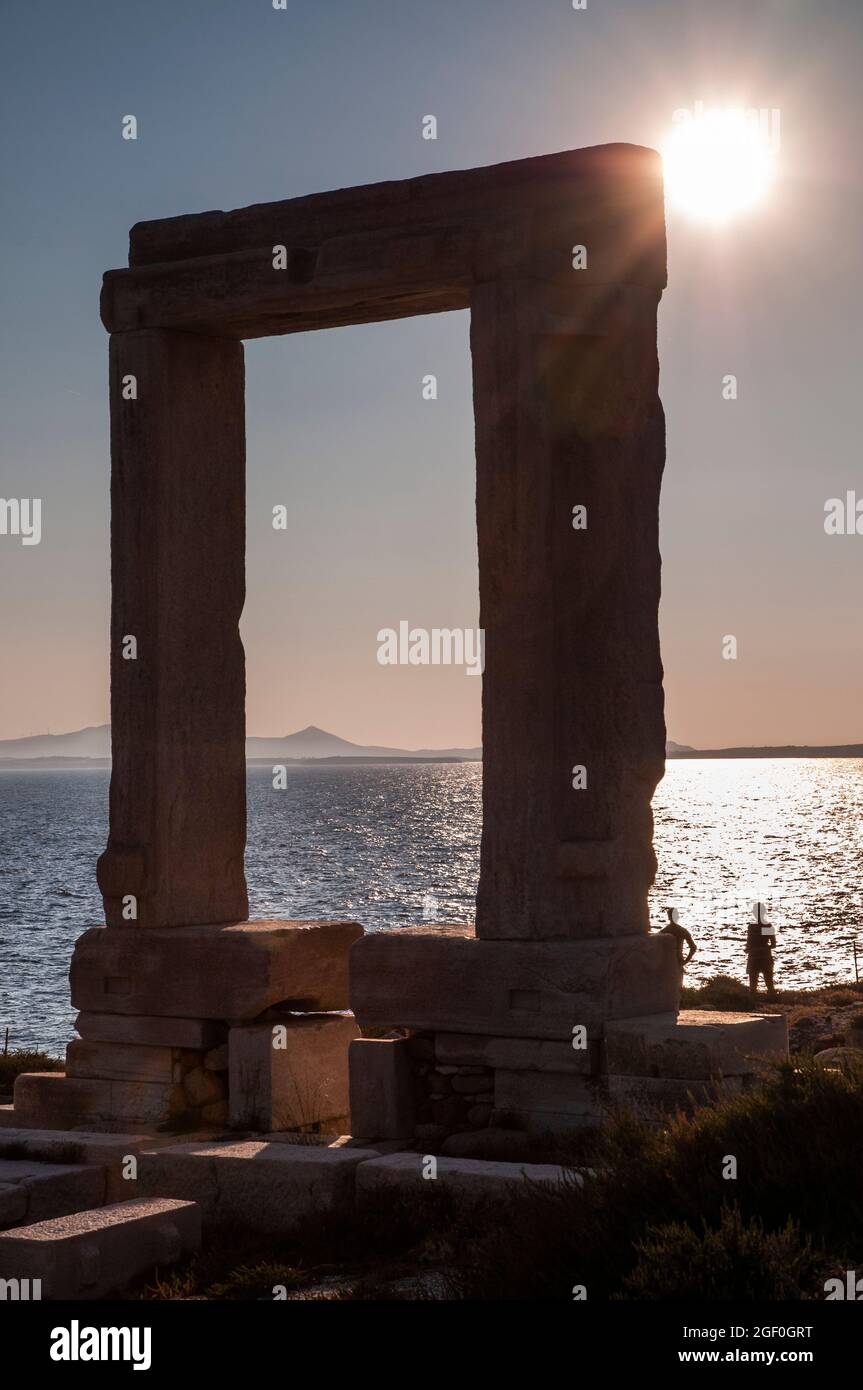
[662,107,778,224]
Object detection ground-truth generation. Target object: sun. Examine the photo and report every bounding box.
[662,106,778,224]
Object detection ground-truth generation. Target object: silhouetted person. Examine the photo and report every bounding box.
[747,901,777,998]
[658,906,697,983]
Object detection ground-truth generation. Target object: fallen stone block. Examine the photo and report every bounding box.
[348,1038,415,1139]
[350,926,678,1039]
[138,1139,379,1234]
[71,919,363,1020]
[493,1070,602,1132]
[0,1197,200,1299]
[604,1010,789,1079]
[229,1014,358,1131]
[75,1012,226,1049]
[355,1152,572,1205]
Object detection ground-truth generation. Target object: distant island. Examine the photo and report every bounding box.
[0,724,482,767]
[0,725,860,768]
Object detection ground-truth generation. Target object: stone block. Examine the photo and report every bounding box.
[229,1014,359,1131]
[0,1159,105,1228]
[493,1070,602,1132]
[605,1074,745,1115]
[604,1010,789,1079]
[107,1080,190,1127]
[350,927,678,1039]
[138,1140,379,1233]
[435,1032,598,1074]
[13,1075,112,1130]
[71,919,362,1019]
[75,1012,226,1049]
[355,1152,571,1205]
[0,1184,27,1228]
[0,1198,200,1299]
[0,1128,148,1202]
[66,1039,184,1084]
[348,1038,415,1139]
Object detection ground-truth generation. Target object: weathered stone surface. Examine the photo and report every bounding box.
[139,1140,378,1233]
[13,1074,112,1130]
[604,1010,789,1079]
[348,1038,415,1139]
[0,1184,27,1228]
[75,1012,226,1049]
[435,1032,597,1074]
[0,1159,105,1229]
[108,1080,190,1126]
[813,1047,863,1076]
[96,328,247,929]
[204,1044,229,1071]
[440,1128,540,1162]
[605,1074,745,1115]
[229,1014,359,1131]
[355,1152,571,1204]
[494,1071,602,1132]
[472,276,666,940]
[11,1072,189,1131]
[105,146,666,339]
[0,1128,148,1202]
[0,1198,200,1299]
[66,1039,183,1084]
[71,920,363,1019]
[128,145,666,272]
[183,1066,225,1108]
[350,927,678,1038]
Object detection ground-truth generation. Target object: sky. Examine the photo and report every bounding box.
[1,0,861,751]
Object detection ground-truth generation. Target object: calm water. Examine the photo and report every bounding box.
[1,760,862,1053]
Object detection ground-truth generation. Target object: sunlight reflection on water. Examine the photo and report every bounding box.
[1,759,861,1051]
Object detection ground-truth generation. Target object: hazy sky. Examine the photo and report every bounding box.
[1,0,861,750]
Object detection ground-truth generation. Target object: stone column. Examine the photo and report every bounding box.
[97,329,248,928]
[471,279,666,941]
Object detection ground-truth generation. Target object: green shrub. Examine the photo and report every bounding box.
[619,1207,827,1301]
[444,1060,863,1301]
[0,1048,63,1091]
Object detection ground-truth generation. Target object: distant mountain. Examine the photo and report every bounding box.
[1,726,859,765]
[0,725,111,759]
[0,724,481,764]
[666,743,863,759]
[245,725,481,761]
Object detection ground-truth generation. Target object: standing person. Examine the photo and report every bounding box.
[746,901,777,998]
[658,906,697,984]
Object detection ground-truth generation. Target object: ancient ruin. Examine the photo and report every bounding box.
[3,145,786,1208]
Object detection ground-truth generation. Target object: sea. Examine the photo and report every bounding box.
[1,759,862,1054]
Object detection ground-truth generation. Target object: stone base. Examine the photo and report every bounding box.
[12,1069,228,1133]
[348,1038,416,1139]
[0,1198,200,1299]
[349,925,679,1039]
[71,918,363,1020]
[604,1010,789,1078]
[228,1014,359,1132]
